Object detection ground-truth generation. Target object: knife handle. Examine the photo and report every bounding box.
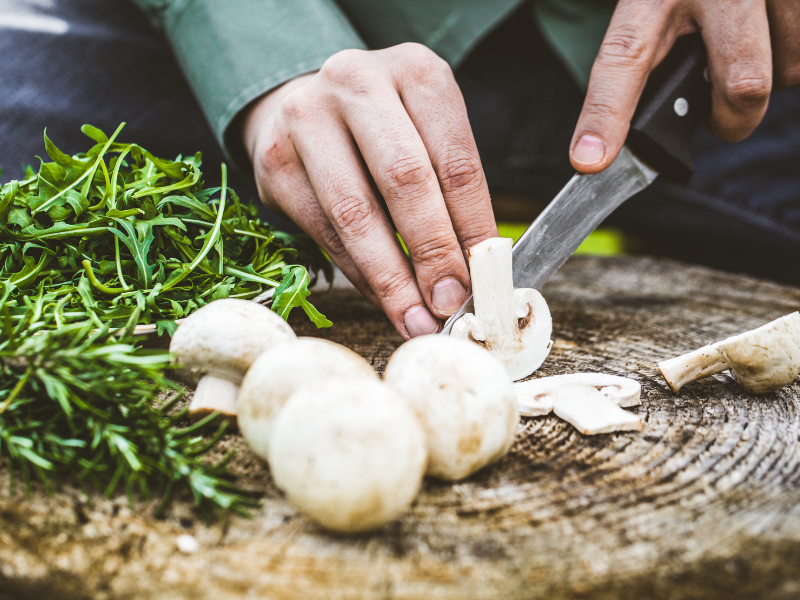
[626,33,711,182]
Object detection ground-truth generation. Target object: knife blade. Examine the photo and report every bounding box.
[441,33,711,335]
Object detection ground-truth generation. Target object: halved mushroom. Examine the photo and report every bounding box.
[237,337,377,461]
[383,335,518,481]
[658,312,800,394]
[169,298,296,421]
[450,237,552,381]
[514,373,641,416]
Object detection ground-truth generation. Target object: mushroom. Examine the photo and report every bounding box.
[450,237,552,381]
[658,312,800,394]
[169,298,296,421]
[383,335,518,481]
[514,373,641,417]
[268,378,427,533]
[237,337,377,461]
[551,384,643,435]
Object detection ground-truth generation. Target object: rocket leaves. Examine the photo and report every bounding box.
[0,123,331,335]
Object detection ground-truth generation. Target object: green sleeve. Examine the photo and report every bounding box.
[531,0,616,90]
[131,0,366,165]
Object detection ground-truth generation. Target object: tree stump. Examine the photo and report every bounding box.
[2,256,800,600]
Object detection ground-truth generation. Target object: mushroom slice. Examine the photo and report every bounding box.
[514,373,641,417]
[551,385,643,435]
[169,298,297,422]
[450,237,553,381]
[658,312,800,394]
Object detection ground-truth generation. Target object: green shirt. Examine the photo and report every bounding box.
[132,0,614,163]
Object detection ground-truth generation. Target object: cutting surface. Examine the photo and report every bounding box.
[2,256,800,600]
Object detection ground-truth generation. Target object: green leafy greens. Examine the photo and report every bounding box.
[0,123,332,334]
[0,309,259,517]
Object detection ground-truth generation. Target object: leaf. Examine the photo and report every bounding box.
[81,124,109,144]
[155,319,179,337]
[271,265,331,328]
[108,218,155,288]
[44,129,89,169]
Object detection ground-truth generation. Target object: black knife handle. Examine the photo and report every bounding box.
[626,34,711,182]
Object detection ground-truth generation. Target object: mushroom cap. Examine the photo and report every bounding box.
[383,335,518,481]
[238,337,377,461]
[717,312,800,394]
[514,373,641,416]
[268,378,427,533]
[451,288,552,381]
[170,298,296,385]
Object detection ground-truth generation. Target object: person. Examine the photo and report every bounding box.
[2,0,799,339]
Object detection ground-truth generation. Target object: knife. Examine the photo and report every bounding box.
[441,33,711,334]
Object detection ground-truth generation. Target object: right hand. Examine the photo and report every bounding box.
[240,44,498,339]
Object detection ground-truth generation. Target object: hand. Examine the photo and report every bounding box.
[569,0,800,173]
[241,44,497,339]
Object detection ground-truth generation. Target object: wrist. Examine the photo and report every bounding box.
[240,73,317,164]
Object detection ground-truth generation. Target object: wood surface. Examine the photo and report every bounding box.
[2,255,800,600]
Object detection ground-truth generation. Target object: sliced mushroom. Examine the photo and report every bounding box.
[450,237,552,381]
[658,312,800,394]
[383,335,518,481]
[268,378,427,533]
[169,298,296,421]
[514,373,641,417]
[237,337,377,461]
[551,385,643,435]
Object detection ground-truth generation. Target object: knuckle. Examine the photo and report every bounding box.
[436,151,484,195]
[408,238,460,270]
[255,138,290,178]
[317,225,347,259]
[397,42,451,84]
[320,49,372,91]
[370,269,411,302]
[281,89,316,122]
[582,100,622,121]
[724,68,772,111]
[327,194,378,235]
[383,151,433,196]
[597,28,652,68]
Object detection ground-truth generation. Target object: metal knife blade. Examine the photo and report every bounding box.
[440,146,658,334]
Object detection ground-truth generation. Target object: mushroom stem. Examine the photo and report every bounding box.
[188,375,240,421]
[468,237,520,354]
[658,345,729,393]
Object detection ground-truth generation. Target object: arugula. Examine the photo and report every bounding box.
[0,123,332,335]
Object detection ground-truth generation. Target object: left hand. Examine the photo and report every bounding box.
[569,0,800,174]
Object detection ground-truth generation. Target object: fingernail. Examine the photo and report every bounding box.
[573,134,606,165]
[404,305,440,338]
[432,278,467,316]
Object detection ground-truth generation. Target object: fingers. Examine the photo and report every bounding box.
[321,47,475,320]
[570,0,686,173]
[388,44,498,255]
[286,100,440,337]
[694,0,772,141]
[767,0,800,89]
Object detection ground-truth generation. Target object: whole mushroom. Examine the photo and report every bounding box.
[383,335,518,481]
[450,237,552,381]
[237,337,377,461]
[268,378,427,533]
[169,298,296,421]
[658,312,800,394]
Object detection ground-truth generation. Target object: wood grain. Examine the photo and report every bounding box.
[2,256,800,600]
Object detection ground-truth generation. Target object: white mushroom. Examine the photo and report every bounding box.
[383,335,518,481]
[237,337,377,461]
[658,312,800,394]
[551,385,643,435]
[169,298,296,421]
[268,378,427,533]
[514,373,642,416]
[450,237,552,381]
